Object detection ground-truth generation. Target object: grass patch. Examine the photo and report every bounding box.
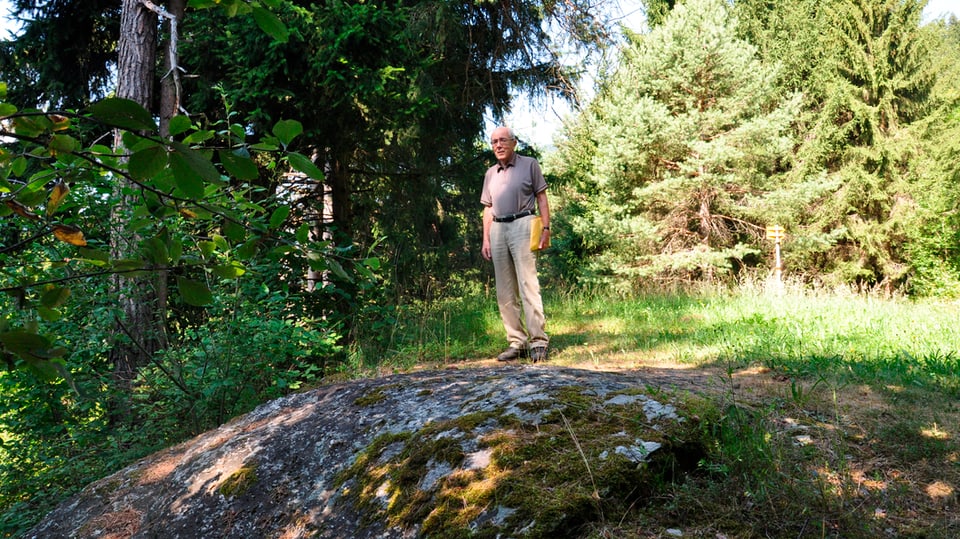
[375,281,959,394]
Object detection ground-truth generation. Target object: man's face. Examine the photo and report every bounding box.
[491,129,516,163]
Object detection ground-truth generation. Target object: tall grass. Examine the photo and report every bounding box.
[368,278,960,393]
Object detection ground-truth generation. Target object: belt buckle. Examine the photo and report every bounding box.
[496,210,531,223]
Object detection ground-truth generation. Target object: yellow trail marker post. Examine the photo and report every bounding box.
[765,225,785,282]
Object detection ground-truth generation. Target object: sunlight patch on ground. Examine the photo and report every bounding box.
[731,365,770,378]
[553,336,725,370]
[920,423,950,440]
[925,481,954,500]
[850,469,889,492]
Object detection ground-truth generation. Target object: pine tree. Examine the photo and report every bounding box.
[552,0,800,284]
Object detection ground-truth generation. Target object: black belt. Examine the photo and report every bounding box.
[493,210,534,223]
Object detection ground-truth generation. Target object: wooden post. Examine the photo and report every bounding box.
[765,225,785,283]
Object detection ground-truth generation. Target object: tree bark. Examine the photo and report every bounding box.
[109,0,163,423]
[159,0,186,138]
[116,0,157,108]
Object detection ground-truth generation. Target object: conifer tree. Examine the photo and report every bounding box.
[553,0,800,284]
[904,16,960,294]
[794,0,936,288]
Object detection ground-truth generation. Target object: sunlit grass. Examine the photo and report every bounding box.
[377,280,960,393]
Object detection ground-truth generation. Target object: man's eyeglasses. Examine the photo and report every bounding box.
[491,137,515,146]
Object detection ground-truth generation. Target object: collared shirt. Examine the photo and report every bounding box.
[480,153,548,217]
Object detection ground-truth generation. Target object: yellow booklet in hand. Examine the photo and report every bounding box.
[530,216,550,251]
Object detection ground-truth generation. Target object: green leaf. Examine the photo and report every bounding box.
[129,144,169,181]
[171,142,220,181]
[148,166,177,194]
[112,259,146,273]
[168,114,192,136]
[16,178,49,207]
[213,234,230,252]
[229,123,247,139]
[296,223,310,244]
[40,286,71,309]
[77,247,111,266]
[169,142,221,199]
[37,307,63,322]
[183,129,215,145]
[142,236,170,265]
[11,156,27,177]
[223,219,247,242]
[48,134,79,155]
[13,115,49,137]
[0,103,17,117]
[199,241,216,257]
[269,205,291,229]
[177,277,213,306]
[78,248,110,261]
[326,258,351,282]
[250,139,280,152]
[287,152,324,180]
[218,149,259,180]
[252,5,290,43]
[221,0,246,17]
[236,238,260,260]
[169,238,183,263]
[272,119,303,148]
[87,98,158,132]
[212,261,247,279]
[355,264,374,281]
[169,153,205,198]
[0,330,59,361]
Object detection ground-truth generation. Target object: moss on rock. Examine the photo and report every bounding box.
[218,462,259,498]
[335,383,706,538]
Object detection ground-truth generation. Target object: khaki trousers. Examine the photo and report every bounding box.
[490,215,548,350]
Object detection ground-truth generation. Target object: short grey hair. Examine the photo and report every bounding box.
[492,126,517,140]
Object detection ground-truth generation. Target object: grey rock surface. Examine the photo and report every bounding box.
[26,365,696,539]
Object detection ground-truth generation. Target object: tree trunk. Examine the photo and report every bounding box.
[109,0,162,423]
[159,0,186,138]
[327,155,352,238]
[116,0,157,108]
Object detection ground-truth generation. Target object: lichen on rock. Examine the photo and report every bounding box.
[26,366,707,539]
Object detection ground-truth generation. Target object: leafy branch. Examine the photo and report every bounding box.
[0,94,363,382]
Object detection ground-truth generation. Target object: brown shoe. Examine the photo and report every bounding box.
[530,347,548,363]
[497,347,523,362]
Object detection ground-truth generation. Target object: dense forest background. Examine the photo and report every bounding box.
[0,0,958,535]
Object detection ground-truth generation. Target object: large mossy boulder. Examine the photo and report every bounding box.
[27,366,709,538]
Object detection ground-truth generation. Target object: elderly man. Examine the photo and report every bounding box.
[480,126,551,362]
